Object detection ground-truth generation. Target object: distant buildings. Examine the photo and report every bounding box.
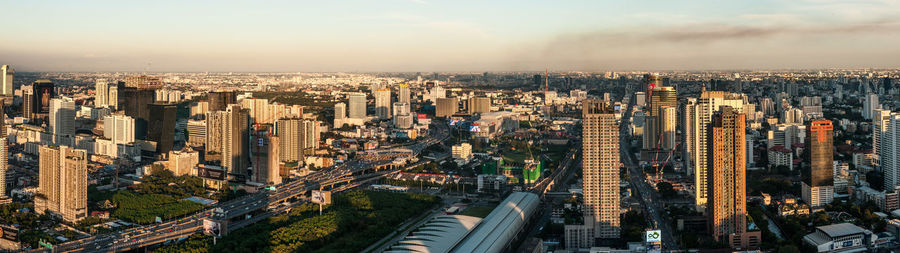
[276,118,318,163]
[208,91,236,112]
[863,93,880,120]
[35,145,88,223]
[644,83,676,151]
[468,97,491,114]
[49,97,76,144]
[348,93,367,119]
[451,143,473,162]
[23,80,55,125]
[686,91,745,207]
[374,88,391,119]
[802,119,834,208]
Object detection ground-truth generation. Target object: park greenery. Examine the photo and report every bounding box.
[110,191,204,224]
[153,190,440,253]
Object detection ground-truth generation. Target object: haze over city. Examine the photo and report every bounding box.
[2,0,900,72]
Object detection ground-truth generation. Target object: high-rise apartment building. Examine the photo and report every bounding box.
[108,85,119,110]
[687,91,745,207]
[706,107,758,249]
[104,114,135,144]
[468,97,491,114]
[874,109,893,167]
[659,105,676,150]
[276,118,318,163]
[186,119,207,146]
[205,111,226,161]
[566,99,620,249]
[374,88,391,119]
[802,119,834,208]
[398,83,411,112]
[0,65,12,96]
[882,113,900,190]
[95,79,109,108]
[436,97,458,117]
[864,93,880,120]
[348,93,367,119]
[49,97,76,143]
[0,103,8,203]
[250,125,281,185]
[35,145,88,223]
[223,104,250,178]
[643,83,676,151]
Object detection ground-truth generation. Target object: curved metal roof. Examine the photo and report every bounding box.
[385,214,482,253]
[451,192,540,253]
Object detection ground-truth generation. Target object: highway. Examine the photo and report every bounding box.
[28,122,450,253]
[619,101,677,250]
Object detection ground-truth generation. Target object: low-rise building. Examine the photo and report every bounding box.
[803,223,872,252]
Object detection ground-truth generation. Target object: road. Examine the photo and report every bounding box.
[29,121,450,253]
[619,101,677,250]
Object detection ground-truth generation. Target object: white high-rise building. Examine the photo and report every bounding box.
[95,79,109,108]
[348,93,367,119]
[683,98,697,176]
[399,84,411,112]
[882,113,900,190]
[108,86,119,110]
[104,114,136,144]
[874,109,893,167]
[50,97,76,142]
[687,91,744,207]
[0,65,13,96]
[864,93,880,120]
[35,145,88,223]
[374,88,391,119]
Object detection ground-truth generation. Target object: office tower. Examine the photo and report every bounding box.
[118,86,155,138]
[35,145,88,223]
[124,75,162,89]
[659,106,676,150]
[864,93,880,120]
[223,105,251,177]
[374,88,391,119]
[0,103,8,203]
[108,85,119,110]
[205,111,226,160]
[148,103,177,155]
[436,97,458,117]
[104,114,135,144]
[802,119,834,208]
[208,91,237,112]
[883,113,900,190]
[468,97,491,114]
[95,79,109,107]
[348,93,367,119]
[874,109,893,167]
[706,107,752,246]
[250,125,281,185]
[239,98,270,124]
[583,99,620,240]
[167,149,199,177]
[688,91,744,207]
[49,97,76,143]
[276,118,318,163]
[0,65,12,96]
[395,114,413,129]
[23,80,55,125]
[186,119,206,146]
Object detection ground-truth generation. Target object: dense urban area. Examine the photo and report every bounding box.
[0,67,899,253]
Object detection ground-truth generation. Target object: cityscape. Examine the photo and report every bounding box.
[2,1,900,253]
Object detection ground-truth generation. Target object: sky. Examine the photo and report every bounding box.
[1,0,899,72]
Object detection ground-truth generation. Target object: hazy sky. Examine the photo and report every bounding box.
[1,0,899,72]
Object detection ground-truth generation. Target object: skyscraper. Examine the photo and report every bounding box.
[874,109,893,167]
[223,104,250,178]
[108,85,119,110]
[659,105,676,150]
[35,145,88,223]
[1,65,13,96]
[374,88,391,119]
[208,91,237,112]
[643,82,676,151]
[706,107,757,248]
[49,97,76,144]
[882,113,900,190]
[250,125,281,185]
[205,111,226,161]
[148,103,177,155]
[399,83,411,112]
[119,86,155,139]
[802,119,834,208]
[348,93,367,119]
[688,91,745,207]
[124,75,162,89]
[23,80,55,125]
[0,102,8,203]
[566,99,620,248]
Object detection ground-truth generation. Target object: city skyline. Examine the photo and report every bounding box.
[2,1,900,72]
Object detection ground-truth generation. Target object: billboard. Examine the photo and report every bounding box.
[203,219,221,236]
[197,165,227,181]
[417,113,427,119]
[311,190,332,205]
[645,230,661,242]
